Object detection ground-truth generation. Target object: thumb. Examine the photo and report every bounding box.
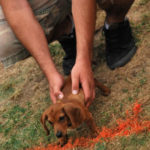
[71,74,79,95]
[53,86,64,100]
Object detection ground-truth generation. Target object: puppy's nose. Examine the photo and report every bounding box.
[56,131,63,138]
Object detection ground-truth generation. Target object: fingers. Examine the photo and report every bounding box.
[71,65,95,107]
[50,86,64,104]
[86,88,95,107]
[48,73,64,103]
[82,81,95,107]
[53,86,64,99]
[71,73,79,95]
[82,82,91,100]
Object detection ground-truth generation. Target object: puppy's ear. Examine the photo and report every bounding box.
[63,103,84,128]
[41,111,49,135]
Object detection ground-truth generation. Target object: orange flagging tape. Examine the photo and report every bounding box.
[30,103,150,150]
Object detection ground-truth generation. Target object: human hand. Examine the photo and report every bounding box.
[71,60,95,107]
[48,72,64,104]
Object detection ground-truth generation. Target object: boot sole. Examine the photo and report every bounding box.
[108,46,137,70]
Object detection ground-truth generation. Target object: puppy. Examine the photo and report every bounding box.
[41,76,110,146]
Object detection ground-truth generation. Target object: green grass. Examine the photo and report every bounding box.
[0,76,25,101]
[139,0,149,6]
[93,133,150,150]
[0,41,65,150]
[118,133,150,150]
[0,73,55,150]
[132,10,150,46]
[94,142,107,150]
[0,83,15,100]
[0,100,56,150]
[49,42,64,57]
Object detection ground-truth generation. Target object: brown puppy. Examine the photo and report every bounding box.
[41,76,110,146]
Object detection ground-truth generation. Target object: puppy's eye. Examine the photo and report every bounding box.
[59,116,65,121]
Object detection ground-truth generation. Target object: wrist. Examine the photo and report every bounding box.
[47,69,59,83]
[75,57,92,69]
[41,62,58,82]
[76,48,92,65]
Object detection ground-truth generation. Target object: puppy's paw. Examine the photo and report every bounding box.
[56,140,65,147]
[55,141,60,146]
[91,128,99,138]
[58,135,68,147]
[102,88,111,96]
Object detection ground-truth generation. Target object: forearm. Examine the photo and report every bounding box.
[0,0,57,81]
[72,0,96,64]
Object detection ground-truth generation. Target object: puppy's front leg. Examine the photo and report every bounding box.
[58,135,68,147]
[85,110,98,137]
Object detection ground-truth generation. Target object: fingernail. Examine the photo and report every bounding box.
[72,90,78,95]
[58,94,64,99]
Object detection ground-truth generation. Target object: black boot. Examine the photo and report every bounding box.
[103,19,137,70]
[58,29,76,75]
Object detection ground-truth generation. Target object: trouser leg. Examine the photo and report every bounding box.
[0,0,71,68]
[0,8,30,68]
[97,0,137,70]
[97,0,134,24]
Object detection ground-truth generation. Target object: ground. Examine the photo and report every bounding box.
[0,0,150,149]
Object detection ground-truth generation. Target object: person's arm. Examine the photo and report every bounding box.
[0,0,64,103]
[71,0,96,107]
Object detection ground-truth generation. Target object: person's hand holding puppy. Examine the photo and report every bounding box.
[48,72,64,104]
[71,60,95,107]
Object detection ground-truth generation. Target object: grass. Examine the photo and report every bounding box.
[0,82,15,101]
[0,65,56,150]
[0,0,150,150]
[0,99,55,150]
[139,0,149,5]
[94,142,107,150]
[106,133,150,150]
[49,42,63,57]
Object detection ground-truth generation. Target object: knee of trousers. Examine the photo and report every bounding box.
[0,24,30,68]
[97,0,134,11]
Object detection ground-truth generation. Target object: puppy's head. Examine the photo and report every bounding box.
[41,102,85,146]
